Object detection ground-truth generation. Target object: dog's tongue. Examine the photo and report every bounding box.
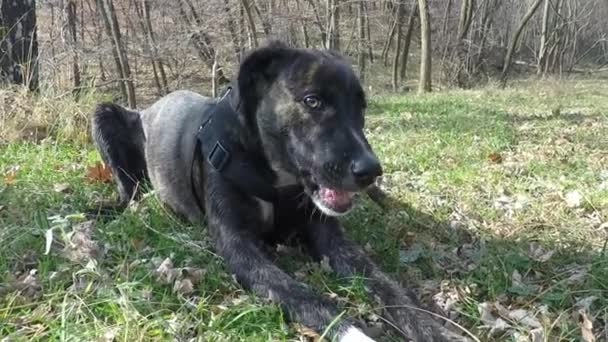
[318,187,354,208]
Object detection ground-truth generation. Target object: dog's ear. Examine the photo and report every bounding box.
[237,42,293,118]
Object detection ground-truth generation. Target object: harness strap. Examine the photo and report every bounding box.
[191,87,301,210]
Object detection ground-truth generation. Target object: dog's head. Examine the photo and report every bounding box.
[236,41,382,216]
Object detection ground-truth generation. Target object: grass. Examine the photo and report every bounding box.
[1,77,608,341]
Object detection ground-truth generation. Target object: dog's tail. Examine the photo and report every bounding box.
[91,103,148,210]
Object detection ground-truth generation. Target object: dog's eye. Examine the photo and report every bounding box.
[303,95,322,109]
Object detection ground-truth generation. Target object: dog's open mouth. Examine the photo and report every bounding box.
[311,186,356,216]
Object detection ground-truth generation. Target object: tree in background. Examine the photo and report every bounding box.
[417,0,431,93]
[0,0,39,90]
[500,0,544,85]
[13,0,607,102]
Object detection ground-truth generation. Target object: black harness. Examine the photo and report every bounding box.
[191,87,303,212]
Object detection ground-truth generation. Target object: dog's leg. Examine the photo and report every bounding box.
[304,219,465,342]
[91,103,148,209]
[212,228,377,341]
[205,197,375,341]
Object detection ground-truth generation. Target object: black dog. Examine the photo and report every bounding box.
[91,42,461,341]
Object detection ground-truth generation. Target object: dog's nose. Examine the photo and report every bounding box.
[351,155,383,187]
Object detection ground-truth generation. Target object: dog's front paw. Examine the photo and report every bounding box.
[339,326,377,342]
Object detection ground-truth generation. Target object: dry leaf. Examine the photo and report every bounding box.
[85,161,112,183]
[575,296,597,311]
[566,267,588,285]
[578,309,595,342]
[53,183,71,193]
[173,278,194,295]
[564,190,583,208]
[155,257,177,284]
[62,220,103,263]
[153,257,204,295]
[293,323,321,341]
[494,194,529,217]
[320,256,333,273]
[180,267,205,284]
[432,289,460,321]
[527,242,555,263]
[478,302,512,336]
[529,328,545,342]
[230,294,250,306]
[13,269,42,299]
[488,152,503,163]
[44,228,55,255]
[3,169,16,184]
[511,270,525,288]
[100,327,119,342]
[509,309,542,329]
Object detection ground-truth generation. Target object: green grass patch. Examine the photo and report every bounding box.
[2,79,608,341]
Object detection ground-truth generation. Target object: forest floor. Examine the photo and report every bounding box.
[1,77,608,341]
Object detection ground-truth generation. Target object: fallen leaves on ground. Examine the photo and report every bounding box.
[478,302,545,338]
[153,257,205,295]
[292,323,321,342]
[575,308,596,342]
[3,167,17,184]
[478,302,512,336]
[399,242,424,264]
[0,269,42,301]
[526,242,554,263]
[84,161,112,183]
[564,190,584,208]
[62,220,104,263]
[53,182,71,193]
[494,193,529,218]
[487,152,503,164]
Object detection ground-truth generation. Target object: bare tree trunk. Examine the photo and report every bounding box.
[500,0,544,85]
[65,0,82,92]
[357,0,366,83]
[537,0,551,75]
[305,0,327,45]
[418,0,432,93]
[400,1,418,82]
[98,0,136,108]
[241,0,259,48]
[457,0,474,40]
[140,0,168,95]
[392,1,405,92]
[238,1,246,53]
[85,0,107,82]
[253,0,271,36]
[96,0,128,103]
[441,0,453,37]
[212,54,218,97]
[381,10,398,66]
[48,3,59,90]
[0,0,39,90]
[475,0,499,61]
[224,0,243,62]
[326,0,340,50]
[179,0,229,84]
[362,2,373,63]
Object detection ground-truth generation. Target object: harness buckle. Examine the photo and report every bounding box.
[208,141,230,171]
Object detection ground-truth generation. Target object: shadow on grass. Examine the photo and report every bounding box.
[344,192,608,340]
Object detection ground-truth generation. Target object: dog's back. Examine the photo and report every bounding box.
[91,90,215,220]
[140,90,215,221]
